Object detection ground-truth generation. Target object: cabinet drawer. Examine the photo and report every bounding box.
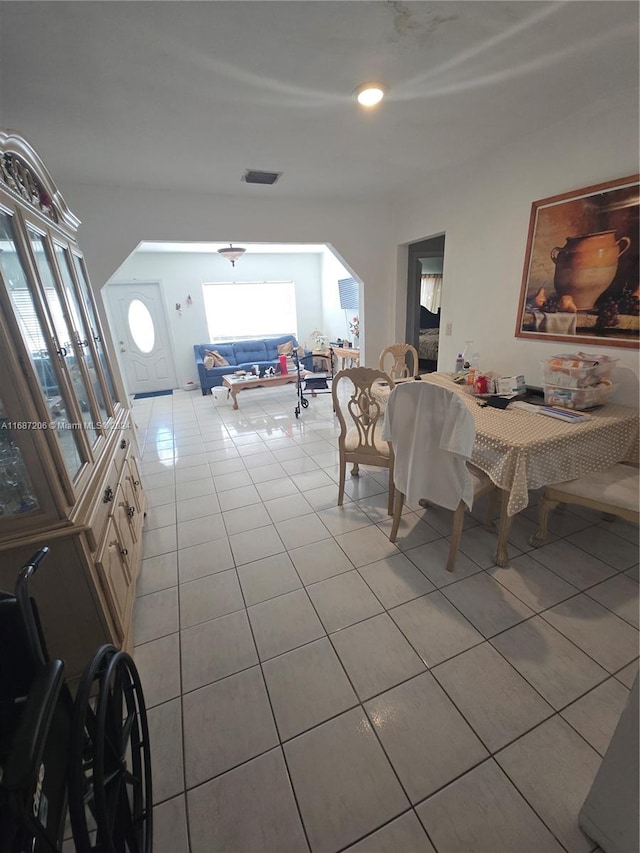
[95,516,133,643]
[87,457,120,552]
[116,478,142,555]
[123,456,145,515]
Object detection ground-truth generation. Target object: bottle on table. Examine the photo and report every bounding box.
[455,353,464,373]
[467,352,480,385]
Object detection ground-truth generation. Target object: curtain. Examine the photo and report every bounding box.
[420,274,443,313]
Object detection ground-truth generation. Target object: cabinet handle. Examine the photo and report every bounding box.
[57,346,67,358]
[120,547,128,556]
[133,479,140,487]
[93,334,102,343]
[120,439,127,449]
[103,486,114,503]
[127,505,135,519]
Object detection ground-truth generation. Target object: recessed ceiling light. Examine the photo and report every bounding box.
[354,83,385,107]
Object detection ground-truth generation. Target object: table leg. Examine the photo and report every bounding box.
[495,489,512,567]
[230,387,239,410]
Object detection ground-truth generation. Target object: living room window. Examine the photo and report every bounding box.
[202,280,298,340]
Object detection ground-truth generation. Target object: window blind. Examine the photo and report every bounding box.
[338,277,359,310]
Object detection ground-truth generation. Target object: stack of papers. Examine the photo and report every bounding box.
[511,401,592,422]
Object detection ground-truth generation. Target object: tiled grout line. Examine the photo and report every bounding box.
[161,585,617,840]
[331,809,423,853]
[246,514,442,853]
[232,549,316,853]
[207,416,630,840]
[139,400,194,849]
[134,391,638,852]
[138,472,635,710]
[294,600,450,853]
[140,395,410,848]
[138,520,634,697]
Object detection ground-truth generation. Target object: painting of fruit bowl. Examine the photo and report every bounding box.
[516,175,639,348]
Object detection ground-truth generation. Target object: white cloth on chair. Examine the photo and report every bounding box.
[382,382,476,511]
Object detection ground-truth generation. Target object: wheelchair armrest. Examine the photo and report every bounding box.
[2,659,65,791]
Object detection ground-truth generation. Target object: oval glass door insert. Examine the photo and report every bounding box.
[128,299,155,353]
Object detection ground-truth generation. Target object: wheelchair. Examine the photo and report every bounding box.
[0,548,152,852]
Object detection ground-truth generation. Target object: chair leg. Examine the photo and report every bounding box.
[390,491,404,542]
[529,494,556,547]
[338,457,346,506]
[387,460,395,516]
[447,501,466,572]
[351,462,360,477]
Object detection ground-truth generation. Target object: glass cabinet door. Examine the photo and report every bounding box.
[0,210,87,483]
[25,226,99,446]
[54,243,111,422]
[72,253,118,407]
[0,392,39,517]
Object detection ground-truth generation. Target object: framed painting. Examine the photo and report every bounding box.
[516,175,639,348]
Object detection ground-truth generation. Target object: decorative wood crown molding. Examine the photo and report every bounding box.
[0,129,81,233]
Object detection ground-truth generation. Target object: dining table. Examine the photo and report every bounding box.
[373,373,639,566]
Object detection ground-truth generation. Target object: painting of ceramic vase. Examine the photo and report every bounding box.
[551,230,631,310]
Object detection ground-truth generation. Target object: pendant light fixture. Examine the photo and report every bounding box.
[217,243,246,266]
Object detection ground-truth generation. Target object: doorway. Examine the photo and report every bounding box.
[105,281,178,395]
[406,235,445,372]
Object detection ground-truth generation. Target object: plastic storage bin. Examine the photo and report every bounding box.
[542,353,618,389]
[544,382,615,410]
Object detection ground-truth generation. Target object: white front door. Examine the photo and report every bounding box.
[106,282,177,395]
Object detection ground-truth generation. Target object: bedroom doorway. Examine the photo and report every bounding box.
[406,234,445,372]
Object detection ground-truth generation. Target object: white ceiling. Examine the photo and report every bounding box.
[1,1,637,203]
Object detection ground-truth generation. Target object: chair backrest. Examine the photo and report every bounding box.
[379,343,419,379]
[382,381,476,510]
[332,367,394,458]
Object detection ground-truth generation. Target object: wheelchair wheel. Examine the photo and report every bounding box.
[68,645,153,853]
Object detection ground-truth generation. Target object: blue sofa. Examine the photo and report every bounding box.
[194,334,312,395]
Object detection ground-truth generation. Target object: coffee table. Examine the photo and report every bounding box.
[222,372,305,410]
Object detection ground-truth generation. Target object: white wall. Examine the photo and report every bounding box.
[106,250,329,387]
[64,85,637,402]
[390,88,639,403]
[63,187,393,376]
[321,250,360,346]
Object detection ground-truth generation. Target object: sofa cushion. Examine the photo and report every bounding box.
[204,349,230,369]
[199,343,236,366]
[233,341,268,364]
[264,335,298,360]
[277,340,294,356]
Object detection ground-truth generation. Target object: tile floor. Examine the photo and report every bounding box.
[131,386,639,853]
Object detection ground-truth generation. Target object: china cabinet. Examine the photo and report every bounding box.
[0,130,145,680]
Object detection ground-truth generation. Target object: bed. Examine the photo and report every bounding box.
[418,307,441,366]
[418,328,440,361]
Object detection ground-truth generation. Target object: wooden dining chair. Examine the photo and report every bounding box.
[382,381,497,571]
[529,462,639,547]
[331,367,396,514]
[378,343,419,381]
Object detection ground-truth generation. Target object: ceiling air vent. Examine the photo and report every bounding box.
[242,169,282,186]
